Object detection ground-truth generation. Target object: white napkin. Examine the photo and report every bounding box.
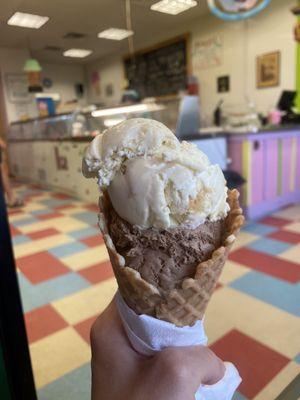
[116,292,241,400]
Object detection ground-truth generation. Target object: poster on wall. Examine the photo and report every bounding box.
[91,71,101,95]
[5,73,30,103]
[256,51,280,88]
[192,35,222,70]
[217,75,230,92]
[105,83,114,97]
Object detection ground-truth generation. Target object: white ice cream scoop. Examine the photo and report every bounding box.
[83,118,229,229]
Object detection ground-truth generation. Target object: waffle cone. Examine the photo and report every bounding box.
[98,189,244,327]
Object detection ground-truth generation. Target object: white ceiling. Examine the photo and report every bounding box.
[0,0,209,64]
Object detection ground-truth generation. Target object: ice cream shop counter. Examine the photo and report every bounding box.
[7,114,300,220]
[226,127,300,219]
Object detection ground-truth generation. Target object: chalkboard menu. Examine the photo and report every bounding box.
[124,37,187,98]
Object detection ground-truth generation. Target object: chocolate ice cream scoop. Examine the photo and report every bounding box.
[108,205,225,292]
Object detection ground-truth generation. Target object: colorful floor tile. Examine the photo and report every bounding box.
[8,183,300,399]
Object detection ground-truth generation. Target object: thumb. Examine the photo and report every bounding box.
[155,345,225,398]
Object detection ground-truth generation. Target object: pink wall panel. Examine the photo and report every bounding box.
[282,137,292,195]
[297,136,300,190]
[228,140,242,173]
[264,138,278,201]
[228,140,244,205]
[251,139,264,205]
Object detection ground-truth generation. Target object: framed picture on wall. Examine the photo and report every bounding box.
[256,51,280,88]
[217,75,230,92]
[5,73,30,103]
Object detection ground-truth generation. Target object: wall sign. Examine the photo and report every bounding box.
[91,71,101,95]
[217,75,230,92]
[105,83,114,97]
[43,77,53,88]
[256,51,280,88]
[192,35,222,70]
[5,73,30,103]
[207,0,271,21]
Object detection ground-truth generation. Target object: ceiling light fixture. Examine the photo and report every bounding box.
[63,49,92,58]
[150,0,197,15]
[7,12,49,29]
[92,103,164,118]
[98,28,133,41]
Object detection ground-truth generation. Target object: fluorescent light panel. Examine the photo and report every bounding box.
[92,103,164,118]
[98,28,133,41]
[103,118,126,127]
[7,12,49,29]
[63,49,92,58]
[151,0,197,15]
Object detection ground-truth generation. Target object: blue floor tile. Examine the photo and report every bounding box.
[13,216,38,227]
[49,241,87,258]
[69,227,99,239]
[72,211,97,225]
[243,222,277,236]
[247,238,292,256]
[18,272,90,312]
[295,353,300,364]
[18,188,43,197]
[233,392,248,400]
[230,271,300,317]
[12,235,30,245]
[39,198,70,208]
[30,209,55,216]
[38,363,91,400]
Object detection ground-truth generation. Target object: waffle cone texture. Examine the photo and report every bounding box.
[98,189,244,327]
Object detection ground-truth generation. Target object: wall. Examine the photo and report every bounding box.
[0,48,37,123]
[85,55,124,106]
[41,63,87,105]
[0,48,87,123]
[191,0,295,120]
[85,0,296,123]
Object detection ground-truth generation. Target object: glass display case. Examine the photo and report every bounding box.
[8,97,180,141]
[8,112,90,141]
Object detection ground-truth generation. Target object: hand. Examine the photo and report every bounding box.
[90,298,225,400]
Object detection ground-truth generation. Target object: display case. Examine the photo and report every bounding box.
[7,96,231,204]
[8,97,181,141]
[9,112,90,141]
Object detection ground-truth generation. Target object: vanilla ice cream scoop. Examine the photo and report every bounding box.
[83,118,229,229]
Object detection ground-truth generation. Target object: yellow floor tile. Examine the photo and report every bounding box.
[13,234,74,258]
[62,206,94,215]
[52,278,117,325]
[61,245,109,271]
[219,261,250,285]
[30,327,90,389]
[273,205,300,221]
[205,286,237,344]
[253,362,300,400]
[9,212,31,222]
[19,217,88,234]
[22,203,48,212]
[231,231,258,251]
[205,287,300,358]
[278,244,300,263]
[284,221,300,234]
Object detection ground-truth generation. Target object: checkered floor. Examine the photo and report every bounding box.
[8,182,300,400]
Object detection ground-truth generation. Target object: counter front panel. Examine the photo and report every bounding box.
[8,140,98,203]
[228,130,300,219]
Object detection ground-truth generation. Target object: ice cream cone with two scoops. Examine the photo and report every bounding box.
[82,118,244,328]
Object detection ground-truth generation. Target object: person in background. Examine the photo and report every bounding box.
[0,138,23,208]
[121,79,141,104]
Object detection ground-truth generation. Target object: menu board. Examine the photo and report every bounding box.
[124,37,187,98]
